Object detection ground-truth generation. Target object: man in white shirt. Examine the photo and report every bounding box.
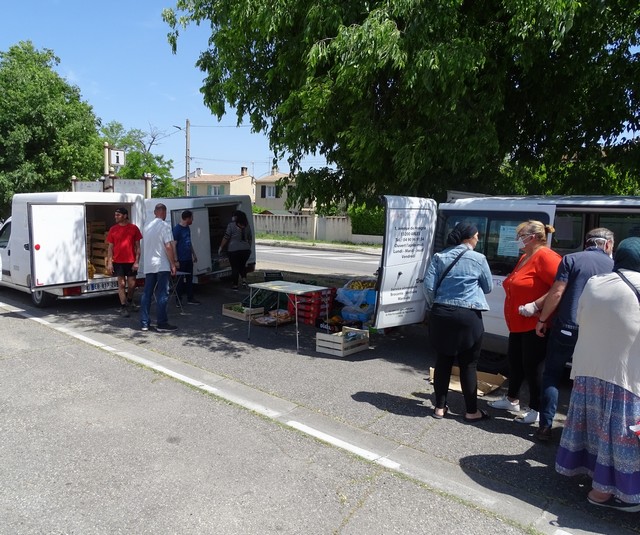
[140,203,178,332]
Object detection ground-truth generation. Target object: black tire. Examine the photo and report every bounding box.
[31,289,55,307]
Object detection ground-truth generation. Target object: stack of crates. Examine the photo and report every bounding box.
[287,288,337,325]
[87,221,108,274]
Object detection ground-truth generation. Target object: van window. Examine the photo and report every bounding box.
[0,221,10,248]
[597,213,640,244]
[550,212,585,255]
[437,210,551,276]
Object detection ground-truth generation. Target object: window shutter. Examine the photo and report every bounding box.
[220,185,225,194]
[207,185,213,195]
[190,184,198,196]
[275,185,282,198]
[261,185,266,198]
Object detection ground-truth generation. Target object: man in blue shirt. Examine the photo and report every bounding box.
[172,210,200,306]
[530,227,614,441]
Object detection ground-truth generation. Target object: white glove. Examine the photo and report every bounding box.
[518,301,539,317]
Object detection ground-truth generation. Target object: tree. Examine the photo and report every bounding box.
[100,121,181,198]
[0,41,102,215]
[164,1,640,209]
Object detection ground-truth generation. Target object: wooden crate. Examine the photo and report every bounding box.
[222,303,265,321]
[316,327,369,357]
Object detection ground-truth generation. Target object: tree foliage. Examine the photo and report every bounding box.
[164,1,640,209]
[0,41,102,214]
[100,121,181,198]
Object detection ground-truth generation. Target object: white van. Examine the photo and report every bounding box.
[145,195,256,282]
[374,195,640,356]
[0,191,145,306]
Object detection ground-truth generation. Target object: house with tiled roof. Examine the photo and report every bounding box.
[254,167,314,213]
[176,167,254,197]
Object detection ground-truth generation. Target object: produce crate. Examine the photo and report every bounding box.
[315,318,362,333]
[315,327,370,357]
[222,302,265,321]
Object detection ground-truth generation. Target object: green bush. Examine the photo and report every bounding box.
[348,204,385,235]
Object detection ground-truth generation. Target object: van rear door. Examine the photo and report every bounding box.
[29,203,88,289]
[183,207,212,276]
[373,196,438,329]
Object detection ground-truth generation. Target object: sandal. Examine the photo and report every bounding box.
[432,406,449,419]
[463,409,491,423]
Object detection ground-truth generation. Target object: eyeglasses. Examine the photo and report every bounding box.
[516,232,535,239]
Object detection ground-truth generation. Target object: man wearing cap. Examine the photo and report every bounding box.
[522,227,614,441]
[106,207,142,317]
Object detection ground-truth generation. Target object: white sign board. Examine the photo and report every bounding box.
[112,179,145,196]
[73,181,103,192]
[373,196,437,329]
[109,149,126,167]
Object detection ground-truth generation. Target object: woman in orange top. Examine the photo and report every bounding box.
[490,220,561,424]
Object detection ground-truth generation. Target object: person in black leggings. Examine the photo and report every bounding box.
[424,222,493,422]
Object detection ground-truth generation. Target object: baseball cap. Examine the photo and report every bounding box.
[115,207,128,216]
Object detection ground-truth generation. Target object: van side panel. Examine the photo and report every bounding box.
[437,201,556,349]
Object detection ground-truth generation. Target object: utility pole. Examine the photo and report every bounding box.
[185,119,190,196]
[174,119,191,196]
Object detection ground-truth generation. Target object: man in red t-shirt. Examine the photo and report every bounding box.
[106,207,143,317]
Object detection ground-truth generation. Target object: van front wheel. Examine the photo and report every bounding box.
[32,290,55,308]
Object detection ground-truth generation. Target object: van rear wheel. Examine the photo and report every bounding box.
[32,290,55,307]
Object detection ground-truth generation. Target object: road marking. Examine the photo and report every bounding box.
[1,299,396,469]
[287,420,401,470]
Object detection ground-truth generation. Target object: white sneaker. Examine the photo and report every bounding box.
[515,409,539,424]
[488,396,520,412]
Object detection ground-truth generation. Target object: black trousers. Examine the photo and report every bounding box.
[430,305,484,414]
[228,249,251,285]
[506,330,548,411]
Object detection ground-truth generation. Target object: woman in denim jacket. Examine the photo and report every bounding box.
[424,222,493,422]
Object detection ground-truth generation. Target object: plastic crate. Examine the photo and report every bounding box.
[287,300,332,317]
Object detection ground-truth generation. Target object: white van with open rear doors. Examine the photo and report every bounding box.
[0,191,145,307]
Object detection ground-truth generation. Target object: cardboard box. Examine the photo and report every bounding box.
[428,366,506,396]
[316,327,369,357]
[222,303,264,321]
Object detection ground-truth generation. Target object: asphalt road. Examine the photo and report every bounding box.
[0,264,636,534]
[256,243,380,278]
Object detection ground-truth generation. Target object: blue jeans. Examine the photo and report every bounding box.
[141,271,170,327]
[539,326,578,428]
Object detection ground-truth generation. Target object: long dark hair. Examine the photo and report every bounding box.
[233,210,248,226]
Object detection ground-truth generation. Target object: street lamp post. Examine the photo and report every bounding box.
[173,119,191,196]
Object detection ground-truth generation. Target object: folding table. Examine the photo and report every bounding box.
[247,280,331,352]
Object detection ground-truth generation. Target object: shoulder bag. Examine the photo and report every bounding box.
[616,270,640,304]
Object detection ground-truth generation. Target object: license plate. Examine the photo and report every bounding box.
[87,280,119,292]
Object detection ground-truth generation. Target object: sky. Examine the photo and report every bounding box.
[1,0,324,179]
